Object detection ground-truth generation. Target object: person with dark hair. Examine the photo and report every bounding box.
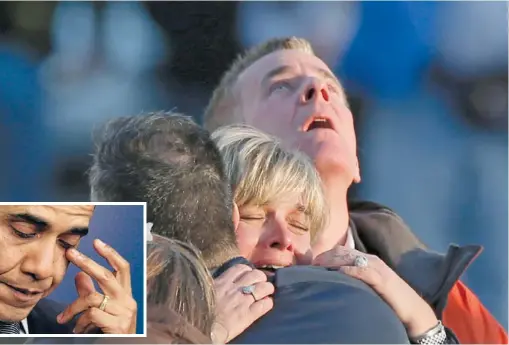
[89,111,447,344]
[90,112,239,268]
[0,205,136,336]
[90,112,274,341]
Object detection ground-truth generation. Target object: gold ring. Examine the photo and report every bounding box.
[99,295,110,311]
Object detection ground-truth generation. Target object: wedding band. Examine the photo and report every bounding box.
[354,255,369,268]
[241,285,257,301]
[99,295,110,311]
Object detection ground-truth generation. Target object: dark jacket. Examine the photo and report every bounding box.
[23,299,96,344]
[224,260,410,344]
[213,258,408,344]
[1,299,77,345]
[348,200,482,318]
[26,299,75,335]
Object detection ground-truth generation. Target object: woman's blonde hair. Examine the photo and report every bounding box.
[212,124,328,239]
[147,235,215,340]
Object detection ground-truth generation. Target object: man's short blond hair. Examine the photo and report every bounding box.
[204,37,314,131]
[211,124,327,240]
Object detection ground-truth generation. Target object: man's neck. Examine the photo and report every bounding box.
[311,171,350,256]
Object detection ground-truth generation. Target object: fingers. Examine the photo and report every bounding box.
[66,248,123,297]
[234,269,267,288]
[73,314,95,335]
[249,296,274,318]
[93,239,132,294]
[75,272,96,297]
[73,308,117,334]
[57,292,122,324]
[250,281,274,301]
[339,266,382,287]
[313,246,362,268]
[216,264,253,284]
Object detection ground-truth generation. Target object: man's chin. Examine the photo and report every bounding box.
[0,303,34,323]
[315,153,355,182]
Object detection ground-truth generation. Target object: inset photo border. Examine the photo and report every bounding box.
[0,202,147,338]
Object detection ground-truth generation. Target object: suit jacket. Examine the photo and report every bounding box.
[0,299,76,345]
[214,258,410,344]
[27,299,75,335]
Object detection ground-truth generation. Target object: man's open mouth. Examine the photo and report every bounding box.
[305,117,334,131]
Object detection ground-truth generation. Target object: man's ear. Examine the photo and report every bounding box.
[232,202,240,231]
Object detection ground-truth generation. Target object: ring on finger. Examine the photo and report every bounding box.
[354,255,369,268]
[241,285,257,302]
[98,294,110,311]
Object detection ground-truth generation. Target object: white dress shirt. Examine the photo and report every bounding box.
[20,318,29,334]
[345,227,355,249]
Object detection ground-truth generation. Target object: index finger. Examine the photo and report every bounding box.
[313,246,358,267]
[66,248,122,298]
[93,239,132,294]
[215,264,253,283]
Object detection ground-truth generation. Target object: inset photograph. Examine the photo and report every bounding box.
[0,203,146,337]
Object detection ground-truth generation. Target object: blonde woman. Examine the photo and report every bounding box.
[212,125,457,344]
[212,124,328,269]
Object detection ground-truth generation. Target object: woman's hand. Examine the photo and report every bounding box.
[313,245,438,337]
[212,264,274,343]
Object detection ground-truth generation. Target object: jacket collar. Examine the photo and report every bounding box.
[348,201,482,316]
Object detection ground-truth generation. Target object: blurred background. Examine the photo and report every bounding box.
[0,1,507,327]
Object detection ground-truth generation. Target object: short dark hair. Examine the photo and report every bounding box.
[89,112,238,267]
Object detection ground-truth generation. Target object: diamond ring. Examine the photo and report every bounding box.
[354,255,369,268]
[241,285,257,301]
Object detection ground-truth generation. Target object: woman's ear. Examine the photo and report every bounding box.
[232,202,240,231]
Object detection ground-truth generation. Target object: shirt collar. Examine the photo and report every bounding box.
[345,227,355,249]
[20,318,28,334]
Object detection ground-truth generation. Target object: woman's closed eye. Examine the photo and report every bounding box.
[289,221,309,232]
[240,215,265,221]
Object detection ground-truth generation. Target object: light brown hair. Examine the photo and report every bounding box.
[204,37,314,131]
[147,235,215,340]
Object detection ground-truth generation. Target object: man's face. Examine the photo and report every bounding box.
[0,205,93,322]
[236,49,360,183]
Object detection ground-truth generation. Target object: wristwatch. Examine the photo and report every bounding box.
[410,321,448,344]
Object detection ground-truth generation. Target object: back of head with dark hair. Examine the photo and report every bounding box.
[89,112,238,268]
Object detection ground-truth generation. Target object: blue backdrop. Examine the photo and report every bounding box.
[50,204,145,334]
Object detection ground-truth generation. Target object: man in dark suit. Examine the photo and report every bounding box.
[0,205,137,336]
[90,113,437,344]
[201,35,498,343]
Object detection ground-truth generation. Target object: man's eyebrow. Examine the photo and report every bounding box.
[261,65,294,86]
[10,213,89,236]
[261,65,342,88]
[11,213,48,229]
[68,227,89,237]
[317,68,341,87]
